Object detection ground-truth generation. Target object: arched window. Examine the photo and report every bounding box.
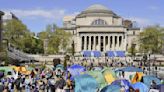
[91,19,107,26]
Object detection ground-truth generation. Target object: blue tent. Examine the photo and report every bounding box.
[111,79,130,92]
[67,64,86,77]
[131,82,149,92]
[115,51,125,57]
[93,51,101,57]
[116,67,143,72]
[74,74,99,92]
[106,51,115,57]
[100,84,121,92]
[83,51,92,57]
[143,75,161,88]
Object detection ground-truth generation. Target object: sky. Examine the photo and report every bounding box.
[0,0,164,33]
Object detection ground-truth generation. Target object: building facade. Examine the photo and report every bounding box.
[63,4,140,54]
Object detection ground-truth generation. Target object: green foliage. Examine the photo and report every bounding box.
[139,26,164,54]
[3,19,44,54]
[38,24,72,54]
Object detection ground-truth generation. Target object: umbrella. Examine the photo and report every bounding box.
[131,82,149,92]
[74,74,99,92]
[100,84,121,92]
[111,79,131,92]
[85,70,107,89]
[143,75,161,88]
[67,64,86,77]
[56,64,64,71]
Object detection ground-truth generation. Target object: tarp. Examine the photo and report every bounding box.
[83,51,92,57]
[85,70,107,89]
[131,82,149,92]
[143,75,161,88]
[93,51,101,57]
[106,51,115,57]
[115,51,125,57]
[131,72,143,84]
[116,67,143,72]
[100,84,121,92]
[67,64,86,77]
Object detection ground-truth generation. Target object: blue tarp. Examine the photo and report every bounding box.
[106,51,115,57]
[100,84,121,92]
[116,67,143,72]
[115,51,125,57]
[83,51,92,57]
[143,75,161,88]
[93,51,101,57]
[131,82,149,92]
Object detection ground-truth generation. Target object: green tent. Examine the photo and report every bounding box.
[85,70,107,89]
[0,66,13,75]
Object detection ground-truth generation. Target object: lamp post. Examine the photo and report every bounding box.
[0,11,4,50]
[148,51,151,75]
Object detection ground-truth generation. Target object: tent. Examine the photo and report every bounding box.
[131,72,143,84]
[102,68,117,84]
[111,79,131,92]
[143,75,161,88]
[13,66,31,75]
[74,74,99,92]
[100,84,121,92]
[67,64,86,77]
[131,82,149,92]
[85,70,107,89]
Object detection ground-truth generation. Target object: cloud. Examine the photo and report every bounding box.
[3,8,67,20]
[125,17,154,28]
[148,6,159,11]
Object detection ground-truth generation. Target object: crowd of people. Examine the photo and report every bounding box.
[0,59,163,92]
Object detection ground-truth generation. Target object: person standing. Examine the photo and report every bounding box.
[24,75,31,92]
[15,75,23,92]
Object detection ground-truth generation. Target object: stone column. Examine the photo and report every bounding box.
[93,36,96,50]
[98,36,101,51]
[84,36,87,50]
[117,36,120,50]
[89,36,91,50]
[103,36,106,52]
[108,36,110,51]
[0,11,4,49]
[112,36,115,51]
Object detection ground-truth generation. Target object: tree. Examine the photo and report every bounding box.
[3,19,44,54]
[139,26,164,54]
[3,19,29,49]
[38,24,72,54]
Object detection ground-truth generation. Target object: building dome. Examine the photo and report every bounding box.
[85,4,109,11]
[76,4,119,18]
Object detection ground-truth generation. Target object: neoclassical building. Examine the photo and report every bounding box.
[63,4,140,55]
